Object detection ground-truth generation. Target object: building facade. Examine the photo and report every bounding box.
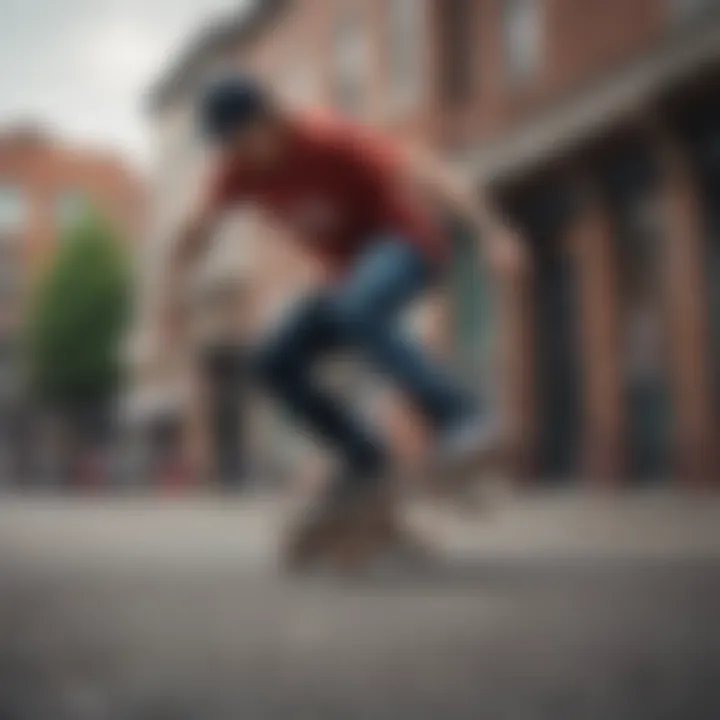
[141,0,720,485]
[0,125,145,478]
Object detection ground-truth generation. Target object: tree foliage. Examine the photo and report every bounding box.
[27,211,131,416]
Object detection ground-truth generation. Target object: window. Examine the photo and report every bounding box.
[387,0,426,114]
[439,0,476,106]
[333,9,370,117]
[0,185,27,232]
[55,190,87,230]
[502,0,543,85]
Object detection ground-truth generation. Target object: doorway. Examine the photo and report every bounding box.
[530,231,582,480]
[448,220,496,403]
[606,152,672,482]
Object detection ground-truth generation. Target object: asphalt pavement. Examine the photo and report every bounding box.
[0,490,719,720]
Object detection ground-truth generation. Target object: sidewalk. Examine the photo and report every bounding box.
[410,486,720,562]
[1,486,719,568]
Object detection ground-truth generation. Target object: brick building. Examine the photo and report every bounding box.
[139,0,720,485]
[0,124,145,477]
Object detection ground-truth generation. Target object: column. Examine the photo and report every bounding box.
[653,125,717,484]
[496,257,537,480]
[566,177,625,483]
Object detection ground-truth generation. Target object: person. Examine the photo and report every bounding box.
[163,75,525,569]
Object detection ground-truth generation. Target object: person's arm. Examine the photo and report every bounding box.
[160,149,246,340]
[160,192,220,343]
[174,196,218,274]
[405,145,526,277]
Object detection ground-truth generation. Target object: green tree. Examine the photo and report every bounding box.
[26,211,131,426]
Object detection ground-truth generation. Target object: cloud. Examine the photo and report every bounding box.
[0,0,252,164]
[81,19,166,95]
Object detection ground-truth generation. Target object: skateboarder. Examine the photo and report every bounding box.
[163,75,524,568]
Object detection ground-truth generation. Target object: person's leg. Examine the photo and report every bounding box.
[328,238,476,432]
[254,293,386,478]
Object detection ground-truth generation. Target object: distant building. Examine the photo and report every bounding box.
[0,124,145,479]
[137,0,720,486]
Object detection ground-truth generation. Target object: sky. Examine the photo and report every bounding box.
[0,0,250,167]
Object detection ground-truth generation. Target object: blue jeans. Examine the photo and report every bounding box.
[255,238,473,477]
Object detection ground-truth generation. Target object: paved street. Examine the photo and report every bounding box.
[1,490,719,719]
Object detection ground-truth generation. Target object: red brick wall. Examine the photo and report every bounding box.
[0,127,145,277]
[436,0,670,148]
[231,0,673,150]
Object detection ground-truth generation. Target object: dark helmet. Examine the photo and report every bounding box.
[198,74,271,143]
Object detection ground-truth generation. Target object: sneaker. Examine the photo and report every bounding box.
[281,480,359,574]
[282,460,394,572]
[282,474,428,575]
[334,482,435,574]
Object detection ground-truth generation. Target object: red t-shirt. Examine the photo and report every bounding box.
[208,114,447,273]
